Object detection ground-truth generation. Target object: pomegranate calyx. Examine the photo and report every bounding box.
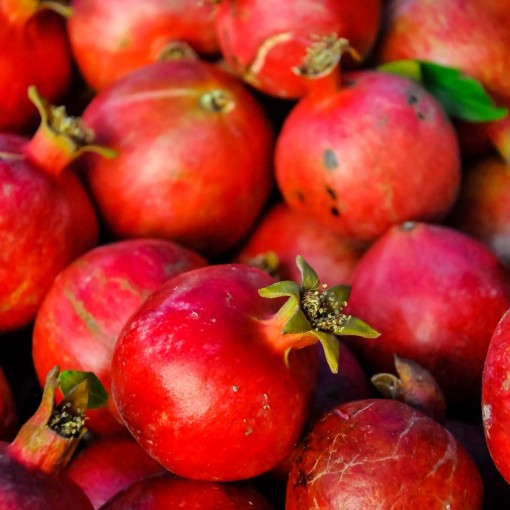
[39,0,72,18]
[158,41,199,62]
[199,89,235,113]
[1,0,71,23]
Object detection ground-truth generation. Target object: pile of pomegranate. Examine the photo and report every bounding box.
[2,1,510,508]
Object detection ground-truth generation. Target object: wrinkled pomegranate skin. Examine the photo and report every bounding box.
[0,135,98,332]
[66,435,166,509]
[68,0,219,91]
[235,201,364,286]
[99,474,275,510]
[275,71,460,243]
[344,222,510,415]
[0,443,94,510]
[81,60,274,258]
[111,264,318,481]
[286,399,483,510]
[215,0,381,98]
[376,0,510,104]
[482,309,510,484]
[32,238,206,435]
[0,10,72,132]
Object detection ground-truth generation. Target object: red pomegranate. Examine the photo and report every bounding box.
[32,238,207,435]
[67,0,219,91]
[110,257,378,481]
[0,366,94,509]
[215,0,382,98]
[79,59,274,258]
[0,0,73,132]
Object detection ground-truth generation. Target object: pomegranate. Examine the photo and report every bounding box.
[275,40,461,244]
[375,0,510,105]
[0,366,17,441]
[0,0,73,132]
[214,0,382,98]
[79,59,274,257]
[32,238,207,435]
[344,221,510,416]
[98,474,275,510]
[67,0,219,91]
[0,87,111,332]
[110,257,378,481]
[235,201,365,286]
[286,399,483,509]
[66,434,166,509]
[0,366,93,509]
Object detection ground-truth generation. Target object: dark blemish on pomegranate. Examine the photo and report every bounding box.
[417,111,426,120]
[325,186,337,200]
[323,149,338,170]
[294,469,310,488]
[407,93,418,105]
[296,191,305,203]
[330,206,340,217]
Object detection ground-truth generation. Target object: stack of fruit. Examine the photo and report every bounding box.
[2,0,510,508]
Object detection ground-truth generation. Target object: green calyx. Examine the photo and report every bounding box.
[258,255,379,373]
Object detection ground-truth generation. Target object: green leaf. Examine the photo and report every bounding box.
[58,370,108,410]
[378,59,508,122]
[296,255,319,290]
[339,315,381,338]
[313,331,340,373]
[258,280,301,299]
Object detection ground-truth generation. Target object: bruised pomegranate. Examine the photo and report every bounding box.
[0,88,107,332]
[99,474,275,510]
[32,238,206,435]
[68,0,219,91]
[215,0,381,98]
[0,366,93,509]
[0,0,72,132]
[275,43,460,244]
[0,367,17,441]
[286,399,483,509]
[80,59,274,257]
[110,257,378,481]
[66,434,166,509]
[344,221,510,415]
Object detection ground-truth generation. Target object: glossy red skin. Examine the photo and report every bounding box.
[0,442,93,510]
[81,60,274,257]
[344,222,510,415]
[68,0,219,91]
[0,134,98,332]
[446,156,510,267]
[376,0,510,104]
[111,264,318,481]
[99,474,275,510]
[235,201,364,286]
[215,0,381,98]
[66,435,166,509]
[32,238,206,435]
[0,8,72,132]
[482,308,510,484]
[275,71,461,243]
[287,399,483,509]
[0,367,17,441]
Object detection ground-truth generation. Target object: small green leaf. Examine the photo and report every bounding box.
[58,370,108,410]
[258,280,300,300]
[378,59,508,122]
[339,315,380,338]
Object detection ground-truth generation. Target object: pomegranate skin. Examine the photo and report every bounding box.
[110,264,318,481]
[66,435,166,509]
[99,474,275,510]
[81,59,274,257]
[32,238,207,435]
[482,308,510,484]
[215,0,381,98]
[0,134,98,332]
[376,0,510,104]
[0,367,17,441]
[275,71,461,243]
[286,399,483,509]
[344,222,510,415]
[68,0,219,91]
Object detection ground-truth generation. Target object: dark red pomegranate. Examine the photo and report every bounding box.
[110,257,378,481]
[0,366,94,509]
[68,0,219,91]
[0,0,73,132]
[286,399,483,509]
[215,0,382,98]
[32,238,207,435]
[0,367,17,441]
[66,434,166,509]
[79,59,274,258]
